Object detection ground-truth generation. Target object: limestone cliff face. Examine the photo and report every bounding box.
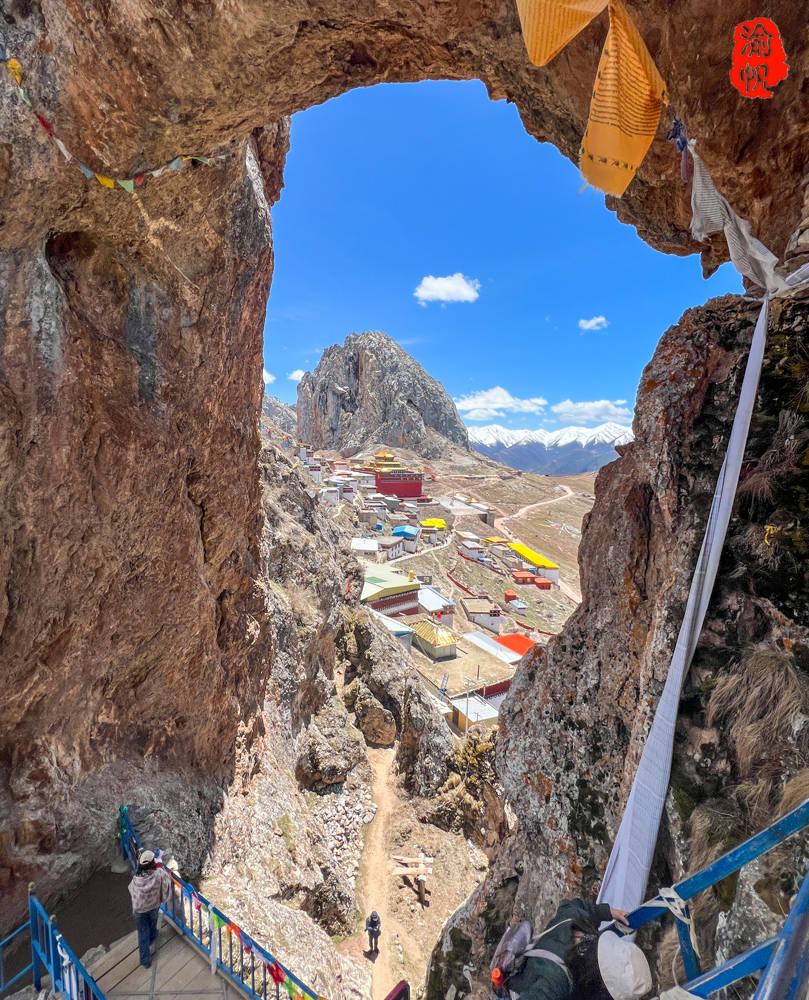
[2,0,809,968]
[296,331,469,457]
[427,290,809,997]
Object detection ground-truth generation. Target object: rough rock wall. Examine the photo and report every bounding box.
[427,289,809,998]
[0,128,289,926]
[296,331,469,457]
[2,0,809,953]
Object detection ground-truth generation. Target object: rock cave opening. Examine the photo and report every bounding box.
[3,5,809,1000]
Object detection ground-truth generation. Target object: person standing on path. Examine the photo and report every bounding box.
[128,849,171,967]
[365,911,381,953]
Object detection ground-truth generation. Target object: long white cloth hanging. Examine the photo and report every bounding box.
[689,141,787,297]
[598,298,769,912]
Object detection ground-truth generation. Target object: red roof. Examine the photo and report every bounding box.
[494,633,537,656]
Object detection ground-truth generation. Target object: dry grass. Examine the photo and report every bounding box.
[778,767,809,815]
[683,797,745,928]
[707,648,809,780]
[655,926,686,990]
[789,341,809,410]
[738,523,788,571]
[737,409,805,505]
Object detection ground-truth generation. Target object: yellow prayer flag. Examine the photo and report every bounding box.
[514,0,667,197]
[94,173,115,189]
[515,0,607,66]
[579,1,667,196]
[7,58,23,87]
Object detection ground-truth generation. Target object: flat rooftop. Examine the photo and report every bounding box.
[413,628,515,698]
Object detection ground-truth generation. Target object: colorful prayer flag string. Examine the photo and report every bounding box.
[1,52,226,193]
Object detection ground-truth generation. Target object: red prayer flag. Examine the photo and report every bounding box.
[35,113,53,135]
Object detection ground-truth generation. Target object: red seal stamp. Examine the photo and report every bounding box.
[731,18,788,99]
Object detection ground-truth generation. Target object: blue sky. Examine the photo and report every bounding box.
[263,79,741,430]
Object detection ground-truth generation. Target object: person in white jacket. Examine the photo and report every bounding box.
[128,850,171,967]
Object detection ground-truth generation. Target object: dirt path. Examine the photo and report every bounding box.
[494,483,575,536]
[339,747,401,1000]
[391,535,453,564]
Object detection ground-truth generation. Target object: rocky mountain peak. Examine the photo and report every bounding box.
[296,331,469,457]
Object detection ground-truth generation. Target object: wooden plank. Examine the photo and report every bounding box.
[392,856,434,865]
[152,937,195,991]
[107,928,175,995]
[89,932,140,982]
[175,959,228,1000]
[159,942,215,992]
[103,942,151,993]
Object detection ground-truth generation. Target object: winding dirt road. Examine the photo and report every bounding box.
[493,483,575,538]
[492,484,582,602]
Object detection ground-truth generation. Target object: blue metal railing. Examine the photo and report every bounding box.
[119,806,319,1000]
[0,919,33,994]
[1,892,106,1000]
[619,795,809,999]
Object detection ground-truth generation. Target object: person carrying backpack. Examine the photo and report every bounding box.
[491,900,631,1000]
[365,911,381,953]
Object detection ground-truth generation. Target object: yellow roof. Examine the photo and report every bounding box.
[484,536,510,545]
[360,561,420,602]
[507,542,559,570]
[420,518,447,529]
[375,450,395,459]
[411,619,457,647]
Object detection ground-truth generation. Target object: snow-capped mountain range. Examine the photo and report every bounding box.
[468,422,634,475]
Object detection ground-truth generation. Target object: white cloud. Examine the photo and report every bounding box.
[455,386,548,422]
[414,272,481,306]
[287,369,306,382]
[550,399,632,425]
[578,315,609,332]
[262,369,276,385]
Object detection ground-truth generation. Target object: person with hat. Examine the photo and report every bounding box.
[128,849,171,968]
[492,900,634,1000]
[365,911,381,953]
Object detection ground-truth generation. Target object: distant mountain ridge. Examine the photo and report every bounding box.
[468,422,633,474]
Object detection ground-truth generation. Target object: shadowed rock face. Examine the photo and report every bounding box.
[427,290,809,997]
[1,0,808,955]
[297,331,469,457]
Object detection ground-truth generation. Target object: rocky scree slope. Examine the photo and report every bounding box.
[262,393,297,436]
[296,331,469,457]
[148,441,453,1000]
[427,290,809,999]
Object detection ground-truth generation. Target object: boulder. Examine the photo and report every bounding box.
[353,683,396,747]
[295,704,366,789]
